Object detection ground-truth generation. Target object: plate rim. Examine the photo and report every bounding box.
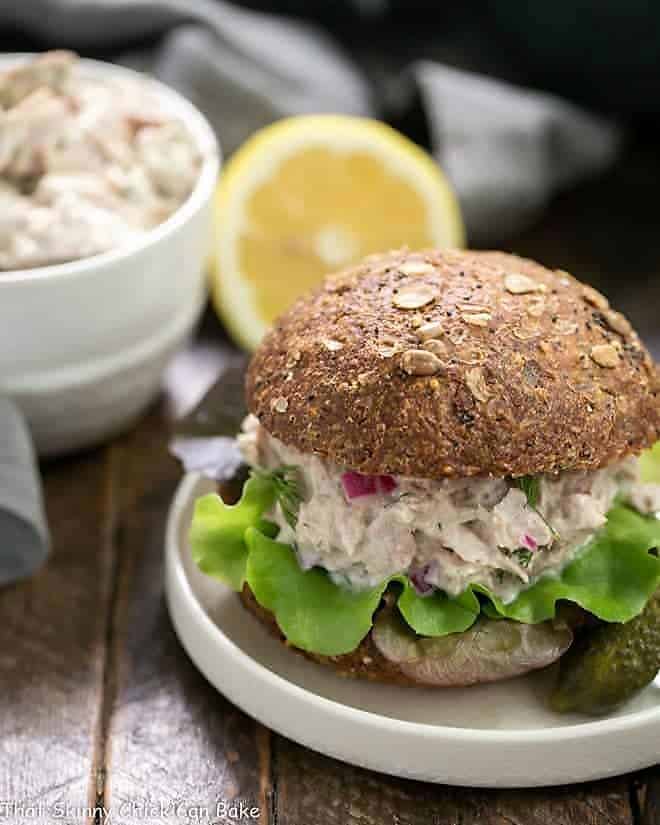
[166,473,660,747]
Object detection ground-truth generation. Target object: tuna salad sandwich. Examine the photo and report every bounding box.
[190,248,660,706]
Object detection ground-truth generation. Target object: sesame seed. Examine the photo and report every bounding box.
[401,349,443,376]
[504,272,544,294]
[392,285,436,310]
[590,344,619,368]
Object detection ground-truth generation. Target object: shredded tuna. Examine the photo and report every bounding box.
[0,51,200,270]
[238,414,659,601]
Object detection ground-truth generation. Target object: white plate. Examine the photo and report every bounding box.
[165,474,660,787]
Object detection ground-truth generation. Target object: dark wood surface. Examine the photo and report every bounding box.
[1,138,659,824]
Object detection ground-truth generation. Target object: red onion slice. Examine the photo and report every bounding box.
[376,475,398,494]
[521,533,538,551]
[341,471,397,500]
[408,564,436,596]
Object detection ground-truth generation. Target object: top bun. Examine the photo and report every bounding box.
[246,249,659,478]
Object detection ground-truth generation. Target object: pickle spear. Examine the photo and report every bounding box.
[550,591,660,715]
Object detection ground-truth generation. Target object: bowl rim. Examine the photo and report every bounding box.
[0,53,221,286]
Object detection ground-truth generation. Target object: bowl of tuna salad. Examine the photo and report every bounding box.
[183,247,660,708]
[0,51,219,455]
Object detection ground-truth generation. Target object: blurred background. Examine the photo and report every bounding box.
[2,0,657,351]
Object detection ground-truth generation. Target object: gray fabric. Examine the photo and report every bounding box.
[414,61,621,243]
[0,0,620,241]
[0,0,622,582]
[0,399,49,586]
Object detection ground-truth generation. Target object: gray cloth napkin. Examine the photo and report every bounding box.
[0,0,622,583]
[0,399,49,586]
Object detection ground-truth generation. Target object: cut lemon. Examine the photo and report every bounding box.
[212,115,465,350]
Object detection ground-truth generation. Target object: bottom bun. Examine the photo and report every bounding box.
[240,585,578,688]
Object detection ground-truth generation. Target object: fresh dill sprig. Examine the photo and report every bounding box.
[512,548,533,568]
[252,465,302,528]
[514,475,540,509]
[512,475,560,540]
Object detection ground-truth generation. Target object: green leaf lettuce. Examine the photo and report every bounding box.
[640,441,660,483]
[190,472,660,656]
[245,528,388,655]
[189,475,278,590]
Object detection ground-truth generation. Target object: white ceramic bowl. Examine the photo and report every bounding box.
[0,56,220,456]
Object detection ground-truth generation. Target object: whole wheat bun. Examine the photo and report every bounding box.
[247,248,659,478]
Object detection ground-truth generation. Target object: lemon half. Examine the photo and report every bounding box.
[213,115,465,350]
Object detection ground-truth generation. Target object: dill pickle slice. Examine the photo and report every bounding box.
[550,592,660,715]
[372,610,572,686]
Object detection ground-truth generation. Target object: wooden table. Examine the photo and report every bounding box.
[1,138,659,825]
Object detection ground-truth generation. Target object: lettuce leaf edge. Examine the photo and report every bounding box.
[189,475,660,656]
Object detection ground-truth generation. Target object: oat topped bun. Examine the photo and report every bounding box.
[247,248,659,478]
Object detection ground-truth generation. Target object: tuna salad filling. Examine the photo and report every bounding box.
[0,51,201,270]
[239,414,660,602]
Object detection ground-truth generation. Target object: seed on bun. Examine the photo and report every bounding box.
[247,249,658,478]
